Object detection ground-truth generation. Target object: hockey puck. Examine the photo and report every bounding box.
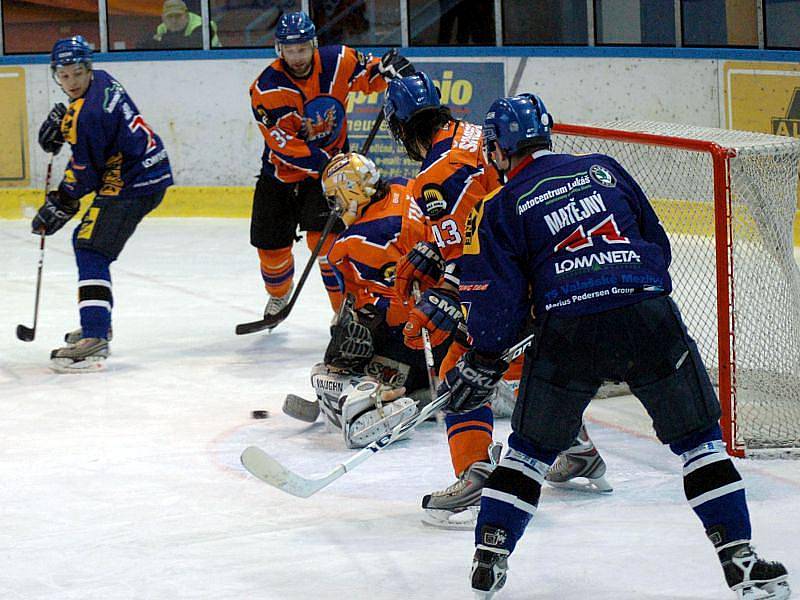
[251,410,270,419]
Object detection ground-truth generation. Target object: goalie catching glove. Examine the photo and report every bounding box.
[38,103,67,155]
[324,295,375,370]
[378,49,415,81]
[440,349,508,413]
[403,286,463,350]
[31,190,80,235]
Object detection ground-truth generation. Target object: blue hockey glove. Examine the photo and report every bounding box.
[439,349,508,413]
[403,286,463,350]
[38,103,67,155]
[31,190,80,235]
[395,241,446,299]
[378,49,415,80]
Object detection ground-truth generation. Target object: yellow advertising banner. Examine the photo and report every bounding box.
[723,61,800,137]
[0,66,29,187]
[723,61,800,216]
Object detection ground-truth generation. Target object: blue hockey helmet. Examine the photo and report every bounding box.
[50,35,93,71]
[275,11,317,46]
[483,93,553,157]
[383,71,441,126]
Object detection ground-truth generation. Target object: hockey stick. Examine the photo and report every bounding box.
[17,156,54,342]
[411,281,441,415]
[241,332,534,498]
[235,204,344,335]
[235,110,387,335]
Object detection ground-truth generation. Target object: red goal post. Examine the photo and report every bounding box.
[552,121,800,457]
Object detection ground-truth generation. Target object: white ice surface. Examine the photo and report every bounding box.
[1,219,798,600]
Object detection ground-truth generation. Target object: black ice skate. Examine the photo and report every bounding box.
[471,525,510,600]
[721,543,791,600]
[50,337,109,373]
[545,424,613,493]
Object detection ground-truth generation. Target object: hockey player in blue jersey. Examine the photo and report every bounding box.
[426,94,790,599]
[33,36,173,372]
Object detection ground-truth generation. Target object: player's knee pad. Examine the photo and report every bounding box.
[490,379,518,419]
[310,362,361,432]
[631,341,721,444]
[340,379,418,449]
[512,376,593,452]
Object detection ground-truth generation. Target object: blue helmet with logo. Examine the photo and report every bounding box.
[50,35,93,71]
[275,11,317,46]
[383,71,441,126]
[483,93,553,157]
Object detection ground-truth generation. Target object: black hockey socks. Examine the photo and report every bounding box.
[474,433,558,554]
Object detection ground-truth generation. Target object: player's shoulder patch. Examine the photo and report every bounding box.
[254,105,276,128]
[102,79,126,114]
[589,163,617,188]
[419,183,448,219]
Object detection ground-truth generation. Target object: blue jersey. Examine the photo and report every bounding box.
[59,69,173,200]
[459,150,672,354]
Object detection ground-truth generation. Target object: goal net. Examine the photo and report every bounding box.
[552,121,800,456]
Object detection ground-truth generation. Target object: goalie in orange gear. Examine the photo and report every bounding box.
[284,152,451,451]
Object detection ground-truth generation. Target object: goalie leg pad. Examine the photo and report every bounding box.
[340,379,418,448]
[310,362,361,432]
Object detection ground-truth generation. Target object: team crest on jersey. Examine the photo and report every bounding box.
[420,184,447,218]
[589,164,617,188]
[301,96,345,146]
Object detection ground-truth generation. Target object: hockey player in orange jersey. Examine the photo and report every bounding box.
[247,11,414,329]
[383,72,612,529]
[282,152,452,450]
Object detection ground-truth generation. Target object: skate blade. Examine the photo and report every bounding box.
[473,591,496,600]
[420,506,478,530]
[50,356,107,374]
[736,578,791,600]
[545,474,613,493]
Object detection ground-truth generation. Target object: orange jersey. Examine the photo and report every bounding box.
[327,179,429,328]
[250,45,387,183]
[412,120,501,262]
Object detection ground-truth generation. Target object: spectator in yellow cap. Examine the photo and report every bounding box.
[150,0,221,49]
